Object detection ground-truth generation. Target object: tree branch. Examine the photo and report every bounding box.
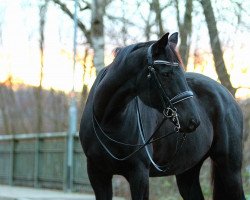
[174,0,182,31]
[51,0,91,44]
[105,14,137,27]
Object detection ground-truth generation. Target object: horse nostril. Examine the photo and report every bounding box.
[188,119,200,132]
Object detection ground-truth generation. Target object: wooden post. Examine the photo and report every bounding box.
[65,0,78,192]
[34,135,40,188]
[9,136,14,186]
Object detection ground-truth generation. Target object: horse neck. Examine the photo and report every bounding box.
[93,69,136,124]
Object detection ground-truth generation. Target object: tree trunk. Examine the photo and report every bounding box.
[80,48,90,111]
[151,0,164,37]
[0,77,29,134]
[36,1,48,132]
[200,0,236,96]
[0,86,11,134]
[91,0,105,74]
[176,0,193,69]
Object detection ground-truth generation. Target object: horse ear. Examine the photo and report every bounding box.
[169,32,178,48]
[152,32,169,55]
[112,47,122,57]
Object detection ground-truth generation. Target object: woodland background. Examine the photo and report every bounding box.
[0,0,250,199]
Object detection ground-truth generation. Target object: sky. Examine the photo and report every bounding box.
[0,0,84,92]
[0,0,250,99]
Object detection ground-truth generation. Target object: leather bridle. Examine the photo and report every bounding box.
[91,44,194,171]
[146,44,194,132]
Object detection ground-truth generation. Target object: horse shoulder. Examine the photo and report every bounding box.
[185,72,243,144]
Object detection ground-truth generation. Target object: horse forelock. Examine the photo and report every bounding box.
[167,43,184,69]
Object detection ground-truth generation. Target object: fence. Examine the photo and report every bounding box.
[0,132,92,192]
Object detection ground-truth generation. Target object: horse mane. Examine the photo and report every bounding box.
[111,42,149,68]
[111,41,184,70]
[112,42,149,58]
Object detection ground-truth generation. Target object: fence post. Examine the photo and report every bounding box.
[66,98,77,192]
[66,0,78,192]
[9,136,14,186]
[34,135,40,188]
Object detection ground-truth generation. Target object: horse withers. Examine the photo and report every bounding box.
[79,32,246,200]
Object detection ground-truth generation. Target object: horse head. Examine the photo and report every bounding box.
[135,32,200,133]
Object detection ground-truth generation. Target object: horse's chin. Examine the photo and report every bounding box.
[180,127,196,133]
[180,121,200,133]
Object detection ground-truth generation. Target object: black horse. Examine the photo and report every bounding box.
[79,32,246,200]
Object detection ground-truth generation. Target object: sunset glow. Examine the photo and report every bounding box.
[0,1,249,99]
[1,43,250,99]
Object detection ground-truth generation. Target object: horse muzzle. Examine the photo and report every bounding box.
[180,118,200,133]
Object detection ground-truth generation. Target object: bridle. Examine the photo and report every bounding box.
[92,43,194,172]
[146,43,194,132]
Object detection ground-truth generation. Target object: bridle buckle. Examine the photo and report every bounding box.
[163,107,180,132]
[163,107,177,118]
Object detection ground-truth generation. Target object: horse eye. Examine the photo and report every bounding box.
[162,72,171,78]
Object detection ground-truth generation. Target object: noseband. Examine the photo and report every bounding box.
[146,44,194,131]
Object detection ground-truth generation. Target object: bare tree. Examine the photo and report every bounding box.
[50,0,246,98]
[38,1,47,131]
[139,1,154,41]
[134,0,193,69]
[0,77,29,134]
[80,47,91,111]
[200,0,236,96]
[51,0,91,42]
[151,0,164,37]
[51,0,111,74]
[0,85,11,134]
[35,0,48,132]
[91,0,105,74]
[175,0,193,68]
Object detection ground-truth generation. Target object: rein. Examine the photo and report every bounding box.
[92,108,175,161]
[92,43,193,171]
[136,98,186,172]
[93,101,185,171]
